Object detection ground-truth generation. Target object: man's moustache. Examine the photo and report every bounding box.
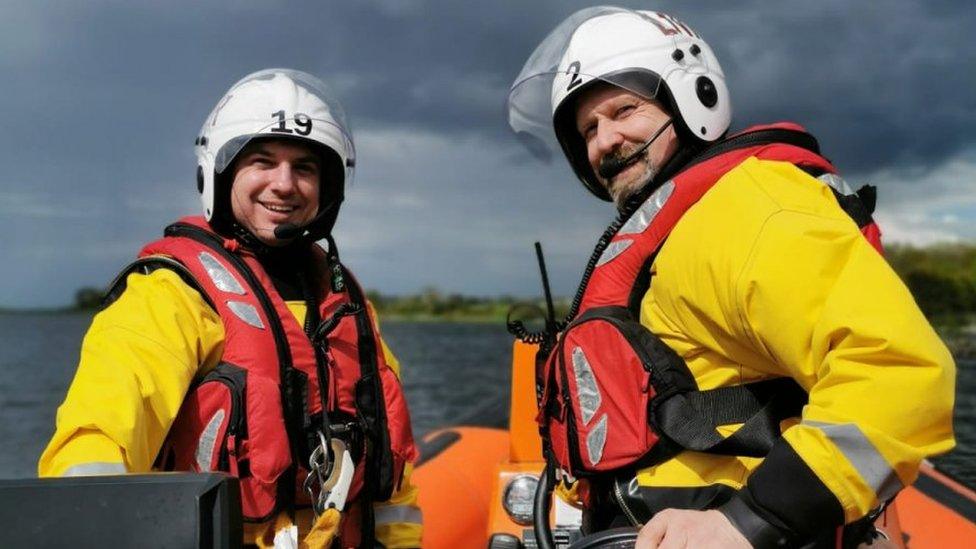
[598,118,674,181]
[598,146,646,181]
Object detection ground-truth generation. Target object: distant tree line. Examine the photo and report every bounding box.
[365,287,570,322]
[73,287,104,310]
[885,243,976,327]
[71,244,976,327]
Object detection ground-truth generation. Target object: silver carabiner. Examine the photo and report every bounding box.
[303,429,357,517]
[303,430,333,515]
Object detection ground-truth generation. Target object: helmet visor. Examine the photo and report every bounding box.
[508,7,668,162]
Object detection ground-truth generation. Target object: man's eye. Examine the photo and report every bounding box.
[615,105,635,118]
[582,124,597,140]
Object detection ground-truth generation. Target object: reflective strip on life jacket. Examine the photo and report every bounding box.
[138,216,416,538]
[539,124,882,481]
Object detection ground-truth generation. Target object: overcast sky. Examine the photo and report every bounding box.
[2,0,974,308]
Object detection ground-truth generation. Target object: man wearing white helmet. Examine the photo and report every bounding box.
[40,69,422,548]
[509,7,954,548]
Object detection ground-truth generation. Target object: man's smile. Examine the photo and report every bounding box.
[259,201,300,214]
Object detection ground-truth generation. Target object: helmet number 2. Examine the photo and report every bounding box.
[270,110,313,136]
[566,61,583,91]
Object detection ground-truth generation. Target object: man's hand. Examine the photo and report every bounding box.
[634,509,752,549]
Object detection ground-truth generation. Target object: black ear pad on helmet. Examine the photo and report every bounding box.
[696,76,718,108]
[196,165,204,194]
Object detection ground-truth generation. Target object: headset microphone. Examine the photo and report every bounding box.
[271,200,341,241]
[598,118,673,180]
[273,222,303,240]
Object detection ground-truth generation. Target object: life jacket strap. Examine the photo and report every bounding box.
[103,255,213,311]
[654,378,808,458]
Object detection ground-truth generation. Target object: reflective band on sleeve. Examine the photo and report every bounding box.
[817,173,854,195]
[198,251,246,295]
[803,421,904,501]
[61,462,128,476]
[571,346,602,425]
[227,300,265,329]
[373,504,423,526]
[587,414,608,466]
[596,239,633,267]
[196,409,225,472]
[618,180,675,235]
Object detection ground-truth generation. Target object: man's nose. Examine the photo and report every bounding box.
[269,164,298,192]
[594,120,625,156]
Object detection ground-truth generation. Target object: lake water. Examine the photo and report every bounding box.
[1,311,973,490]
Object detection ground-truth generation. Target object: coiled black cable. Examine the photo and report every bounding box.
[508,185,651,344]
[564,211,629,322]
[506,303,564,344]
[507,210,632,344]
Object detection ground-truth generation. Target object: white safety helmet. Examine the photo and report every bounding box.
[195,68,356,239]
[508,7,731,201]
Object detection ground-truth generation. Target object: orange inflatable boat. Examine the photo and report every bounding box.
[414,341,976,548]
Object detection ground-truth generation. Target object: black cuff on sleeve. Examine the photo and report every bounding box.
[742,440,845,538]
[716,495,791,548]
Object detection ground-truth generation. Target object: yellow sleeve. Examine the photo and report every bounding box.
[374,463,423,548]
[366,300,402,378]
[365,302,423,547]
[38,268,224,476]
[730,160,955,528]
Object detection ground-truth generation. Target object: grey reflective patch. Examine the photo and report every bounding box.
[196,409,226,472]
[227,301,265,329]
[804,421,905,501]
[587,414,608,467]
[198,252,245,295]
[61,462,127,477]
[619,180,675,235]
[571,346,602,425]
[596,239,633,267]
[374,504,423,526]
[817,173,855,196]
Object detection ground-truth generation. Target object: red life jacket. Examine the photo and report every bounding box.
[127,216,416,542]
[539,124,882,479]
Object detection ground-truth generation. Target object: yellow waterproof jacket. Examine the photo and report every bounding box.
[38,268,422,548]
[627,157,955,533]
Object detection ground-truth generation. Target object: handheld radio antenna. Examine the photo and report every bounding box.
[534,242,556,334]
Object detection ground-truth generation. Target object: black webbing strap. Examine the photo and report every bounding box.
[102,256,213,311]
[830,187,876,229]
[681,128,821,172]
[654,378,807,457]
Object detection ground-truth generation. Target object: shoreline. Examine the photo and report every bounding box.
[2,309,974,359]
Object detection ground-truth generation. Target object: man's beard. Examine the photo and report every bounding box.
[599,147,658,208]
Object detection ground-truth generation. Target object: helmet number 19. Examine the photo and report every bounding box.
[270,110,313,136]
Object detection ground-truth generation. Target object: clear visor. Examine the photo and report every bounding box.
[210,68,356,186]
[507,7,664,161]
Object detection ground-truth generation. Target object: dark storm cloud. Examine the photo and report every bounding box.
[4,1,973,172]
[1,0,974,307]
[343,0,976,175]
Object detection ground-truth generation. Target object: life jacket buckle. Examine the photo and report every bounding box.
[303,430,355,516]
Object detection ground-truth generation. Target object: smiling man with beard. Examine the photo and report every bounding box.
[509,7,955,548]
[578,83,679,209]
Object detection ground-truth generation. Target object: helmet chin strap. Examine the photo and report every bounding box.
[597,118,673,181]
[274,211,322,240]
